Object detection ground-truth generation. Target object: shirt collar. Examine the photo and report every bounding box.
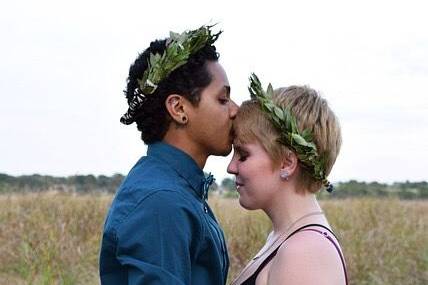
[147,142,210,199]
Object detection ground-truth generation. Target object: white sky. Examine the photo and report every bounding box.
[0,0,427,183]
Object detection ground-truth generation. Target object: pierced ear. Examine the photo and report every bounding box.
[165,94,188,124]
[280,150,299,178]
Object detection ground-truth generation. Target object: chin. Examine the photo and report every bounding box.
[238,197,258,211]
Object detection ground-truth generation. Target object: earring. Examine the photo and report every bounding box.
[280,170,289,180]
[181,116,188,123]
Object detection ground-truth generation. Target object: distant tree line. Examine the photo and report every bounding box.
[0,173,124,194]
[219,178,428,200]
[0,173,427,199]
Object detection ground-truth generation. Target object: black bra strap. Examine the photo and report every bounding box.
[286,223,340,241]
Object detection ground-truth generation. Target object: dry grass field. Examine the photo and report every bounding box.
[0,193,427,284]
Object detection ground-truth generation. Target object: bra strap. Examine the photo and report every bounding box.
[286,223,340,241]
[299,228,349,285]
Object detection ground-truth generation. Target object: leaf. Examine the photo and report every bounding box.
[169,31,180,41]
[273,106,284,120]
[301,129,313,141]
[291,133,312,147]
[266,83,274,99]
[290,116,298,133]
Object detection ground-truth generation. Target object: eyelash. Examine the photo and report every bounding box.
[219,98,229,105]
[238,153,248,162]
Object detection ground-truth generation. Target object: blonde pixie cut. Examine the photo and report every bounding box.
[234,85,342,193]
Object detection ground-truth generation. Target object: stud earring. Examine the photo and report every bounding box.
[181,116,188,123]
[280,170,289,180]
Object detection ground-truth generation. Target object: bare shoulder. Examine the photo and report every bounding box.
[267,230,346,285]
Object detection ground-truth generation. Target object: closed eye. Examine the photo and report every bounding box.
[237,151,249,162]
[219,98,229,105]
[238,155,248,162]
[233,145,249,162]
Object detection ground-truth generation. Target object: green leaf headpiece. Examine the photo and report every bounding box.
[248,73,333,192]
[120,25,221,125]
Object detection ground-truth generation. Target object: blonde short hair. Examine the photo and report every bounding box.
[234,85,342,193]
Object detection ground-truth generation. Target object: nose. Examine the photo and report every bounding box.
[227,152,238,175]
[229,100,239,119]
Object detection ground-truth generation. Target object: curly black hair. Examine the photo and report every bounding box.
[124,39,219,144]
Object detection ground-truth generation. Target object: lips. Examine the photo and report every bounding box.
[235,181,244,190]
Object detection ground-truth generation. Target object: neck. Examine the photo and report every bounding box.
[264,182,323,235]
[163,131,208,169]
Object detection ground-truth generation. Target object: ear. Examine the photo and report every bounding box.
[280,150,299,178]
[165,94,188,125]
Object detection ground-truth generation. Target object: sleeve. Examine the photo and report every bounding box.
[115,190,203,285]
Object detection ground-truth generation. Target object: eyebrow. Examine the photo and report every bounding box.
[218,85,231,98]
[225,86,231,98]
[233,144,246,152]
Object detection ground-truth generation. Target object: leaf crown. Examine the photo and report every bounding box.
[248,73,333,192]
[138,25,221,95]
[120,25,221,125]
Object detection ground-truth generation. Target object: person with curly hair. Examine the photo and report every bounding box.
[228,75,348,285]
[99,26,238,285]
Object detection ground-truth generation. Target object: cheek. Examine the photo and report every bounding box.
[240,166,265,191]
[241,163,276,193]
[214,105,231,121]
[242,159,269,179]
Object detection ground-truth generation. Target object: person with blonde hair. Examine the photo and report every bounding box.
[228,74,348,285]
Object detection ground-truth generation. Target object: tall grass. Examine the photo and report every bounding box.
[0,193,426,284]
[213,198,428,284]
[0,193,110,285]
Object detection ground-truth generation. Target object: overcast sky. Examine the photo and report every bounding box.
[1,0,427,183]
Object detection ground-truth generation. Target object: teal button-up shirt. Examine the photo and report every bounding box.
[100,142,229,284]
